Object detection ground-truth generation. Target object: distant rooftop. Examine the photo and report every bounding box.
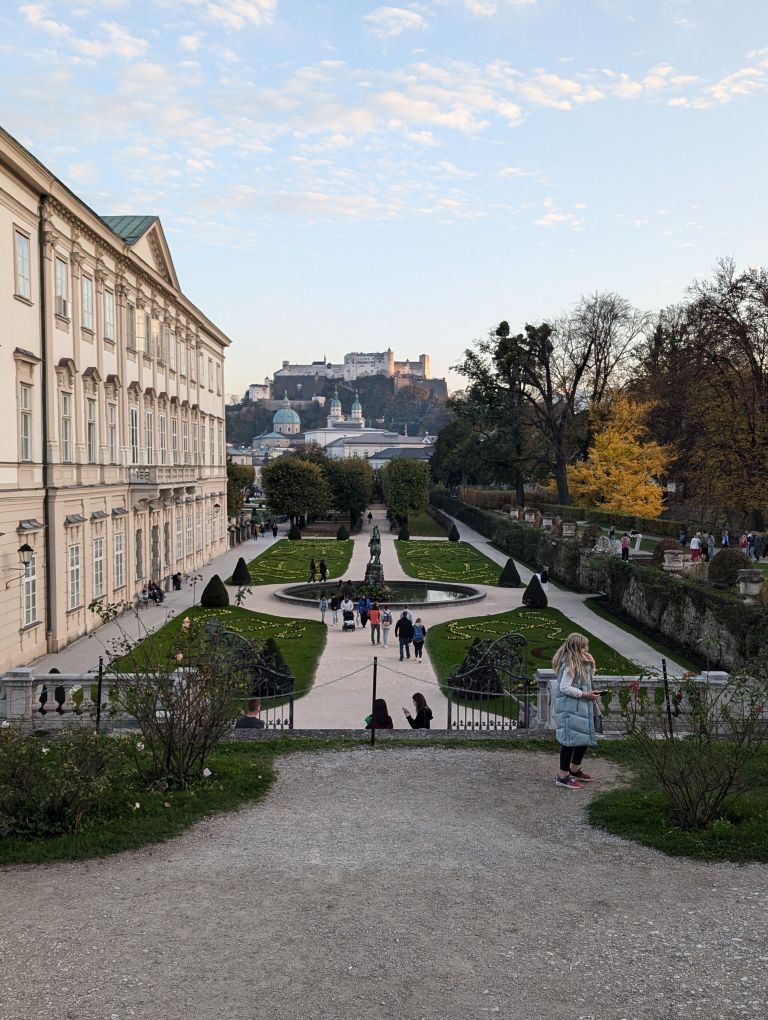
[101,215,158,245]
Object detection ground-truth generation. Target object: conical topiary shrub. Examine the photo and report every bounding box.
[448,523,460,542]
[231,556,251,586]
[337,524,350,540]
[200,574,229,608]
[288,523,302,540]
[522,573,548,609]
[398,524,410,541]
[498,558,522,588]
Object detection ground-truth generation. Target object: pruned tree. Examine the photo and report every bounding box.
[261,457,332,525]
[381,459,430,524]
[324,457,373,527]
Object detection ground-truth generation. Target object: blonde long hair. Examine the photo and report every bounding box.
[552,633,592,680]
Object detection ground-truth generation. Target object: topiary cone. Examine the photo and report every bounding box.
[522,573,548,609]
[288,523,302,540]
[200,574,230,608]
[231,557,251,586]
[448,523,460,542]
[498,558,522,588]
[398,525,410,541]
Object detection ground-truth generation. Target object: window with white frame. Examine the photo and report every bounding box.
[171,416,178,463]
[182,420,189,464]
[114,532,124,588]
[60,392,73,462]
[192,421,198,462]
[198,352,205,384]
[215,363,221,396]
[129,406,139,464]
[55,257,69,317]
[196,509,203,551]
[145,410,154,464]
[126,303,136,350]
[14,229,32,300]
[108,403,117,464]
[19,383,33,462]
[23,554,37,627]
[190,346,196,381]
[208,358,213,391]
[152,319,160,361]
[93,537,104,599]
[68,544,81,611]
[175,515,183,561]
[159,413,167,464]
[81,274,94,331]
[169,332,177,371]
[104,289,115,341]
[186,513,193,555]
[136,311,147,354]
[135,528,144,579]
[200,421,206,465]
[209,420,215,464]
[218,424,224,466]
[87,397,97,463]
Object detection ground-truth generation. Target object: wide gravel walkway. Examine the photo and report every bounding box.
[2,748,766,1020]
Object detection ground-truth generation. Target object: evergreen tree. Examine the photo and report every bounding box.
[232,557,251,586]
[200,574,229,608]
[448,523,460,542]
[522,573,548,608]
[498,559,522,587]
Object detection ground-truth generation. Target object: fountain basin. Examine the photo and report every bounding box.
[275,580,486,609]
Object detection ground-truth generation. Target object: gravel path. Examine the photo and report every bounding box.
[2,748,767,1020]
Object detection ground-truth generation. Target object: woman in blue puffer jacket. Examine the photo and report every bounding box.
[552,633,602,790]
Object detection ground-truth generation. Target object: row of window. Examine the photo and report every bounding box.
[13,228,222,394]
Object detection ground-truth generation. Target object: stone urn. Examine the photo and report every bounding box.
[737,569,764,605]
[524,507,536,524]
[542,514,554,530]
[562,522,577,539]
[662,550,686,573]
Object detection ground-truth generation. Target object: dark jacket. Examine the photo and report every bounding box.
[407,707,432,729]
[395,617,413,641]
[365,716,393,730]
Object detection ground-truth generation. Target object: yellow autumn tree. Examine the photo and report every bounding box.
[568,395,670,517]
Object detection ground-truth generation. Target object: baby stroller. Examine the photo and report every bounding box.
[342,609,356,632]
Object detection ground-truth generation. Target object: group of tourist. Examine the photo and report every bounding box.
[365,692,433,730]
[308,558,329,583]
[676,528,767,560]
[140,580,166,605]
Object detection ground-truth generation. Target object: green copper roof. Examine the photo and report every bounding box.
[101,215,158,245]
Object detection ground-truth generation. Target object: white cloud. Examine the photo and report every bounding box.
[178,33,203,52]
[535,197,583,229]
[364,6,428,39]
[201,0,277,30]
[20,5,148,59]
[462,0,537,14]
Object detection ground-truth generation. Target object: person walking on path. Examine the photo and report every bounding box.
[318,592,328,625]
[721,529,730,547]
[707,532,716,562]
[319,558,328,582]
[690,533,701,562]
[620,533,630,561]
[308,558,317,583]
[403,692,432,729]
[552,633,602,790]
[395,611,413,660]
[357,594,370,628]
[329,593,340,626]
[381,605,393,648]
[539,566,549,592]
[367,511,373,526]
[412,618,427,661]
[272,524,278,538]
[368,603,381,645]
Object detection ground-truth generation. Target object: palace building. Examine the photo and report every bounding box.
[0,127,231,671]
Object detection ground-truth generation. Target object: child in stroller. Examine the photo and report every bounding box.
[342,608,356,631]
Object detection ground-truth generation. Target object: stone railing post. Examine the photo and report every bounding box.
[535,669,556,731]
[2,669,36,721]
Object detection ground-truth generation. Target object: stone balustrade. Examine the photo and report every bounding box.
[535,668,730,734]
[1,667,125,730]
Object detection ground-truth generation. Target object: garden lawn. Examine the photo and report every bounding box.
[111,606,326,697]
[407,512,448,538]
[234,538,353,585]
[395,540,501,585]
[427,606,638,683]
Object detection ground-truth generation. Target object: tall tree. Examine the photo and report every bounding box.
[568,394,669,516]
[381,459,430,523]
[261,458,331,524]
[324,458,373,526]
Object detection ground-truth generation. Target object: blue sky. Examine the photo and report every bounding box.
[1,0,767,394]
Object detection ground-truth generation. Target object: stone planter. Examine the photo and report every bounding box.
[524,507,536,523]
[737,569,764,605]
[662,550,686,573]
[542,515,553,530]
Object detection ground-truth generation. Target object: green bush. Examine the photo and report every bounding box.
[498,559,522,587]
[288,523,302,541]
[200,574,229,608]
[580,524,602,548]
[522,574,548,608]
[0,724,126,838]
[231,557,251,586]
[651,538,683,567]
[448,523,460,542]
[708,548,751,590]
[398,525,410,541]
[336,524,350,541]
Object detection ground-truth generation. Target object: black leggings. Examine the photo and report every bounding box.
[559,746,586,772]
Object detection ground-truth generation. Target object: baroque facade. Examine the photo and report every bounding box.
[0,127,230,671]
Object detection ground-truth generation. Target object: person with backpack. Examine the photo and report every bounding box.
[395,611,413,660]
[368,602,381,645]
[411,618,427,661]
[381,605,393,647]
